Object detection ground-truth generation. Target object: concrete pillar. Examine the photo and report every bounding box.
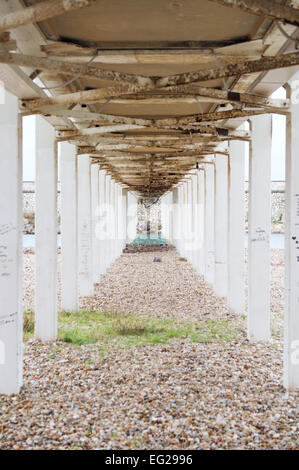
[35,116,57,341]
[105,175,114,269]
[111,180,117,262]
[248,115,272,341]
[116,185,121,256]
[214,153,228,298]
[161,193,172,241]
[172,187,180,247]
[122,188,128,249]
[77,155,93,297]
[127,192,137,242]
[204,163,215,286]
[182,183,188,258]
[178,185,184,254]
[185,180,193,262]
[283,80,299,390]
[228,140,245,315]
[197,170,205,275]
[98,169,106,276]
[91,164,99,284]
[190,174,198,269]
[60,142,78,312]
[0,90,23,394]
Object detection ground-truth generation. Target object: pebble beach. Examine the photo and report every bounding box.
[1,247,297,450]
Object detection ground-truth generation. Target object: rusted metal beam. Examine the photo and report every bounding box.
[156,52,299,87]
[19,83,151,111]
[156,109,265,127]
[0,0,98,33]
[0,53,153,87]
[206,0,299,27]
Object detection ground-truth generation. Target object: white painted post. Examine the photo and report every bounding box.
[283,80,299,390]
[161,193,171,241]
[168,192,173,244]
[103,174,111,271]
[105,175,114,269]
[172,187,179,247]
[228,140,245,315]
[178,185,184,254]
[127,192,137,242]
[98,169,106,275]
[204,163,215,286]
[77,155,93,297]
[191,173,200,271]
[0,90,23,394]
[198,170,205,276]
[60,142,78,312]
[91,164,99,284]
[115,184,121,257]
[182,183,188,258]
[111,180,116,262]
[122,188,128,249]
[35,116,57,341]
[214,153,228,298]
[247,115,272,341]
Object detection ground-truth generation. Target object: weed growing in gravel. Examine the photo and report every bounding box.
[23,310,245,348]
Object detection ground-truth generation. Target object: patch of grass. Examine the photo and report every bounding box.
[24,309,245,348]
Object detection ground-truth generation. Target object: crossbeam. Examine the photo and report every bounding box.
[0,53,153,87]
[20,83,150,111]
[207,0,299,27]
[157,52,299,87]
[0,0,98,33]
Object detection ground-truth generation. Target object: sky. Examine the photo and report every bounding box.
[22,88,286,182]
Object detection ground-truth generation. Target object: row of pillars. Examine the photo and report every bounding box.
[0,81,299,394]
[0,90,137,394]
[161,95,299,391]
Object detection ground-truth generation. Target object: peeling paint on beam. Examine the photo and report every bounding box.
[156,109,265,127]
[0,53,153,87]
[20,83,150,111]
[157,52,299,87]
[207,0,299,27]
[0,0,98,33]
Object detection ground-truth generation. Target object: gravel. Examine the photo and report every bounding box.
[5,247,297,450]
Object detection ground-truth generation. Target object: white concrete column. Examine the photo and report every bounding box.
[98,169,106,276]
[103,174,110,271]
[197,170,205,276]
[115,183,121,257]
[181,183,188,258]
[127,192,137,242]
[248,115,272,342]
[178,185,184,253]
[228,140,245,315]
[91,164,99,284]
[284,80,299,390]
[185,180,193,262]
[190,173,199,271]
[35,116,57,341]
[121,188,128,249]
[204,163,215,286]
[172,187,179,247]
[161,192,172,241]
[60,142,78,312]
[214,153,228,298]
[0,90,23,394]
[111,180,117,262]
[77,155,93,297]
[105,175,114,268]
